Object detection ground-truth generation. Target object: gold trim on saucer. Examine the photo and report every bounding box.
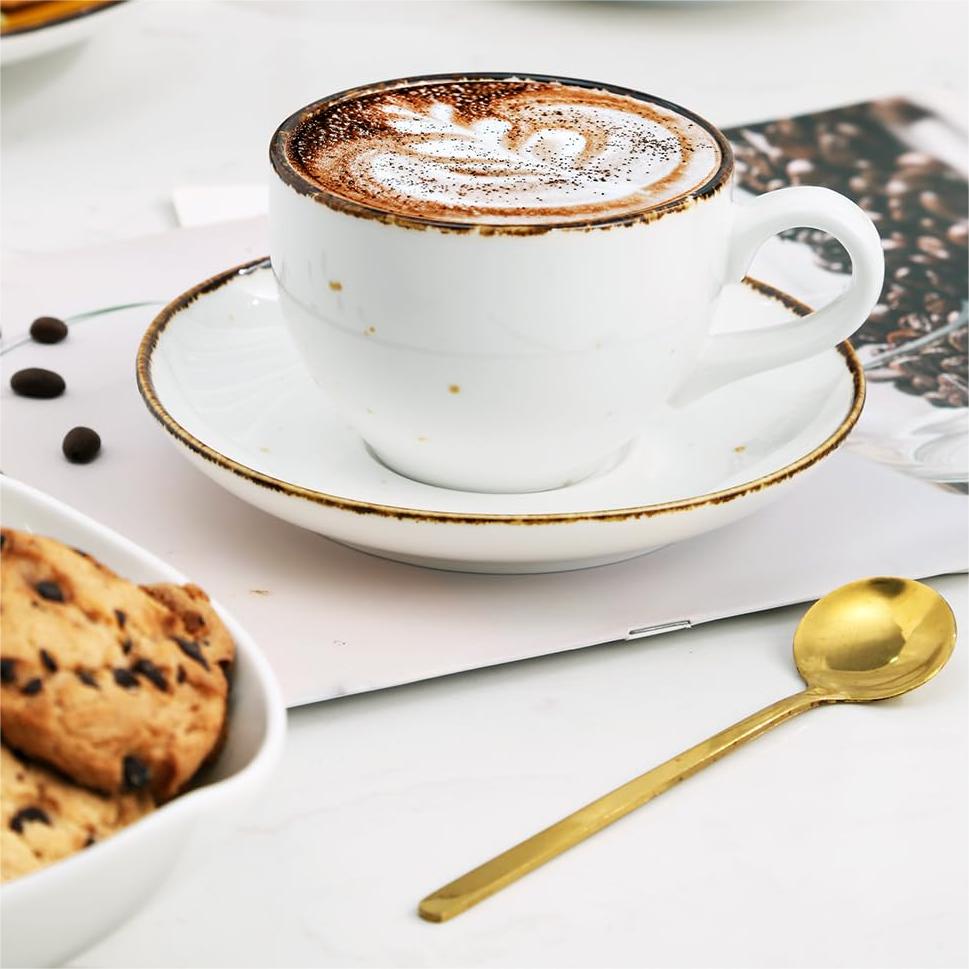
[136,258,865,526]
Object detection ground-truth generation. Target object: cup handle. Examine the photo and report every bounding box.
[671,186,884,406]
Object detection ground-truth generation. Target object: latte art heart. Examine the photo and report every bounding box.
[285,79,723,226]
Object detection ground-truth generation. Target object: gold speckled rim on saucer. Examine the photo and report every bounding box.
[136,257,865,526]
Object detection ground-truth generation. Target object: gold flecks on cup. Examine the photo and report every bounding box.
[448,384,461,394]
[329,280,343,291]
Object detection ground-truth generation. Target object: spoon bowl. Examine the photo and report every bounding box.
[794,577,957,701]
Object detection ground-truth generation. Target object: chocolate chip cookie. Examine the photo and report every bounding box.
[1,745,153,883]
[0,528,234,800]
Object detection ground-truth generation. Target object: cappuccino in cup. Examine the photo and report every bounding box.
[270,75,883,493]
[284,78,722,225]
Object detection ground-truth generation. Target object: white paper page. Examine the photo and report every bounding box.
[1,221,965,706]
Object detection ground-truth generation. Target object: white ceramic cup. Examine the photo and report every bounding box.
[269,73,884,494]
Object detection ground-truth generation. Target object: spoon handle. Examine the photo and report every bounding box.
[419,688,826,923]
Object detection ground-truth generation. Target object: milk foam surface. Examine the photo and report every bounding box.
[286,79,723,225]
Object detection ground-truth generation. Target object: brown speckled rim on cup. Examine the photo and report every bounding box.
[269,72,735,235]
[136,257,865,526]
[0,0,124,37]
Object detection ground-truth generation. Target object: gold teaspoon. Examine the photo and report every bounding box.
[419,577,957,923]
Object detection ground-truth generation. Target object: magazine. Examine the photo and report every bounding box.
[726,98,968,490]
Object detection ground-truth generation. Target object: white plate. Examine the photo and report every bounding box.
[0,476,287,968]
[137,260,864,573]
[0,0,128,67]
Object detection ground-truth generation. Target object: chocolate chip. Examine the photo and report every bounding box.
[121,638,133,655]
[62,426,101,464]
[39,649,58,673]
[112,668,139,689]
[122,755,150,791]
[29,316,68,344]
[84,834,96,848]
[133,658,168,692]
[217,658,232,682]
[35,580,64,602]
[10,806,51,832]
[0,658,15,683]
[21,678,43,695]
[76,669,99,688]
[174,636,209,670]
[0,533,5,550]
[114,609,127,629]
[10,368,65,399]
[176,665,186,684]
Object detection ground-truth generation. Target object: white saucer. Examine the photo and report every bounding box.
[137,260,864,573]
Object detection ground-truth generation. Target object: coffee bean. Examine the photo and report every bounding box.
[122,755,151,791]
[173,636,209,670]
[917,236,950,260]
[787,158,814,184]
[818,131,854,167]
[29,316,68,344]
[21,678,43,695]
[886,329,919,345]
[10,368,65,399]
[920,190,962,221]
[835,121,862,138]
[1,658,16,683]
[62,427,101,464]
[39,649,58,673]
[10,806,51,832]
[947,222,968,248]
[113,668,139,689]
[35,580,64,602]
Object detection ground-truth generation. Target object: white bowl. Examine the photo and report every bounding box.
[0,476,287,968]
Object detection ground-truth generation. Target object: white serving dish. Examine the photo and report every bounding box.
[0,475,287,968]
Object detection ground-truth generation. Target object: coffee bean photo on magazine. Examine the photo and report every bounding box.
[727,98,968,491]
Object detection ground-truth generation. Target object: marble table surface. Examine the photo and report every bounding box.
[2,2,967,966]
